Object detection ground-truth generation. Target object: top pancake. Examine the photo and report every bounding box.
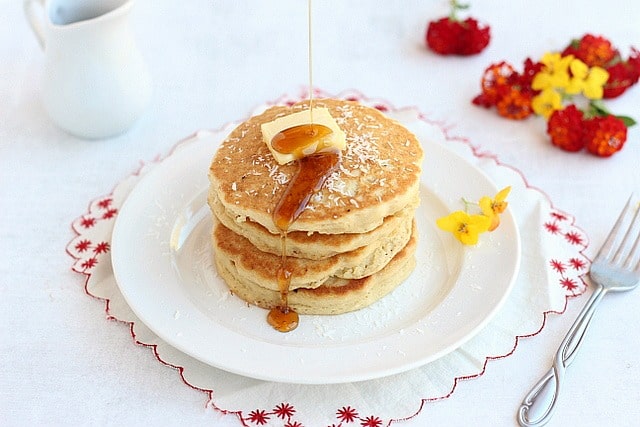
[208,98,423,235]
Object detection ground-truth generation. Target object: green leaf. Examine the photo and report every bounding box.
[616,115,637,127]
[589,99,611,117]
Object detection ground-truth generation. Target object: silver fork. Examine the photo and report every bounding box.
[518,192,640,426]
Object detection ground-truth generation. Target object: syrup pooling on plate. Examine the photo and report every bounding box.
[268,124,340,332]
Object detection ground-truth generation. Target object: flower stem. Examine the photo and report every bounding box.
[449,0,470,21]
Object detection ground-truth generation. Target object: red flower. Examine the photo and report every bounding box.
[582,115,628,157]
[603,48,640,98]
[426,17,490,56]
[547,105,585,152]
[562,34,618,67]
[472,59,540,118]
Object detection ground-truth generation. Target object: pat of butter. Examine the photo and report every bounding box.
[261,107,346,165]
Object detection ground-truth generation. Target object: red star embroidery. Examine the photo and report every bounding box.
[569,257,587,270]
[97,198,113,209]
[550,212,569,221]
[81,257,98,270]
[544,221,560,234]
[360,416,383,427]
[284,422,303,427]
[75,239,91,252]
[337,406,359,423]
[550,259,566,274]
[80,217,97,228]
[374,104,389,112]
[564,231,584,245]
[560,277,578,291]
[102,208,118,219]
[93,242,110,254]
[247,409,269,425]
[274,403,295,419]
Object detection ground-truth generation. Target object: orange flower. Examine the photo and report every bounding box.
[495,88,533,120]
[479,186,511,231]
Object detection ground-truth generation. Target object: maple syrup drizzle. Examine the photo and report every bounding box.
[266,0,339,333]
[267,145,340,332]
[308,0,314,123]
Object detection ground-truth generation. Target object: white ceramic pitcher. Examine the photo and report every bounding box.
[24,0,152,139]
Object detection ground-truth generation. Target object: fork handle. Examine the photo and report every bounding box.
[517,285,607,426]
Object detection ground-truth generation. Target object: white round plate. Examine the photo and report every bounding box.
[111,114,521,384]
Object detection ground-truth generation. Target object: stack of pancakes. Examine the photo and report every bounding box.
[208,98,423,315]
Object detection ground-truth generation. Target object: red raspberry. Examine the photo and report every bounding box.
[547,105,585,151]
[426,17,490,56]
[582,115,628,157]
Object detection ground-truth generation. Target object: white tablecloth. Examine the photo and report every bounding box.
[2,0,639,425]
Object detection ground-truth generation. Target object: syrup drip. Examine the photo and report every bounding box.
[266,0,338,333]
[267,142,340,332]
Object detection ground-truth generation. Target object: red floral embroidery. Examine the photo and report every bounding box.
[102,208,118,219]
[564,231,584,245]
[550,212,568,221]
[560,277,579,292]
[550,259,566,274]
[285,422,303,427]
[360,416,383,427]
[97,198,113,209]
[93,242,110,254]
[80,217,97,228]
[80,257,98,270]
[544,222,561,234]
[247,409,270,425]
[75,239,91,252]
[569,257,587,270]
[274,403,296,419]
[337,406,358,423]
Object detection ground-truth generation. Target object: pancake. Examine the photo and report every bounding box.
[209,190,418,259]
[214,223,418,315]
[212,217,414,291]
[208,98,423,235]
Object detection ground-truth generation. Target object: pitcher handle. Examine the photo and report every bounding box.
[24,0,47,49]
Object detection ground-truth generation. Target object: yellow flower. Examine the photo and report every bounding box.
[479,186,511,231]
[531,52,574,91]
[436,210,491,246]
[531,88,563,119]
[564,59,609,99]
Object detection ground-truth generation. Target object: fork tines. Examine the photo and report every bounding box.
[600,192,640,270]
